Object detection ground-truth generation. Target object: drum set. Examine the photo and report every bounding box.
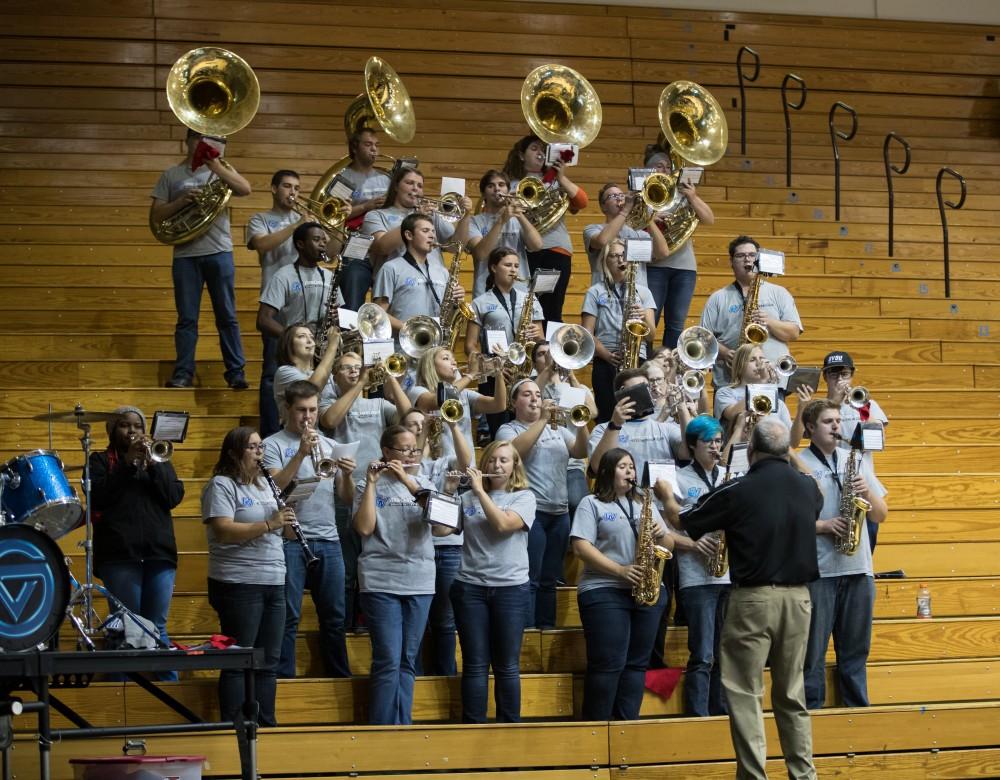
[0,405,163,653]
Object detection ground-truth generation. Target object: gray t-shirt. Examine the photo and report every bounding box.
[456,489,535,587]
[650,237,696,272]
[470,286,543,352]
[508,177,571,252]
[582,223,649,286]
[201,476,284,585]
[582,281,656,356]
[373,255,450,323]
[837,398,888,470]
[151,163,233,258]
[322,396,396,473]
[361,206,454,266]
[496,420,574,514]
[246,208,301,292]
[798,446,887,579]
[713,384,793,429]
[700,280,803,386]
[353,473,436,595]
[273,365,337,425]
[672,463,730,588]
[337,167,391,205]
[588,417,682,481]
[469,212,530,297]
[262,429,339,541]
[406,385,483,463]
[571,494,666,594]
[259,262,343,333]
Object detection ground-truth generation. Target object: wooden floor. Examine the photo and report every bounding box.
[3,0,1000,777]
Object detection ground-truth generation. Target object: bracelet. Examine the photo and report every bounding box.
[608,421,622,431]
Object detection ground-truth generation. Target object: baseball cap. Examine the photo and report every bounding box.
[822,351,855,372]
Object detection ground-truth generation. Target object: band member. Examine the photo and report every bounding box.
[364,167,473,276]
[264,381,356,679]
[247,169,302,436]
[151,129,251,389]
[447,441,536,722]
[353,425,438,725]
[90,407,184,671]
[715,344,798,436]
[674,418,820,780]
[467,170,543,297]
[797,399,888,710]
[273,324,340,426]
[465,247,545,436]
[408,346,508,463]
[372,213,465,336]
[700,235,803,388]
[202,426,296,726]
[643,148,715,348]
[571,448,674,720]
[320,350,412,631]
[258,222,343,346]
[502,135,588,323]
[581,240,657,421]
[661,414,730,716]
[337,128,391,308]
[499,379,588,628]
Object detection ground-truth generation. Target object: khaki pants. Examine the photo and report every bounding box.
[720,584,817,780]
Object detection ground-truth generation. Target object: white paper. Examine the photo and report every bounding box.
[680,167,704,187]
[440,177,465,197]
[329,441,361,461]
[327,175,355,201]
[746,383,779,412]
[545,320,566,342]
[861,425,885,452]
[533,269,560,295]
[646,460,682,500]
[558,385,587,409]
[364,339,395,366]
[546,142,579,166]
[625,239,653,264]
[757,248,785,276]
[337,308,358,329]
[343,234,374,261]
[150,411,189,442]
[425,492,462,529]
[286,477,320,505]
[728,444,749,476]
[485,330,510,354]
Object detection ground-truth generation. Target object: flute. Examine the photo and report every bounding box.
[258,463,319,570]
[444,470,506,486]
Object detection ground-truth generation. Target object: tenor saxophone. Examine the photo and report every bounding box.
[835,437,871,555]
[436,241,476,352]
[615,261,650,372]
[631,482,673,606]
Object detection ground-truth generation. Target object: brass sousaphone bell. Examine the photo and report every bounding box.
[152,47,260,244]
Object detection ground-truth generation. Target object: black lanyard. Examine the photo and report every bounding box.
[808,443,842,491]
[404,252,442,309]
[614,497,638,538]
[491,286,518,327]
[691,461,720,493]
[293,262,327,332]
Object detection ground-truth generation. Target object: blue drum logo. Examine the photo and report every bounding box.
[0,539,57,640]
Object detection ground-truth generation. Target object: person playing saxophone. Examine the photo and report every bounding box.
[796,399,888,710]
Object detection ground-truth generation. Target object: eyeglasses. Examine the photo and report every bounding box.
[387,446,421,456]
[245,443,264,451]
[339,364,362,373]
[608,253,626,261]
[733,252,758,260]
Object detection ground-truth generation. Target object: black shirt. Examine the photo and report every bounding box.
[682,457,821,587]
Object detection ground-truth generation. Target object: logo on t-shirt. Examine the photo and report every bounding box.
[403,277,417,288]
[291,281,303,293]
[687,486,701,498]
[240,496,255,507]
[729,303,741,313]
[601,512,618,523]
[617,432,629,444]
[464,506,477,517]
[267,219,279,230]
[284,446,297,458]
[598,294,611,307]
[375,495,388,509]
[485,304,498,313]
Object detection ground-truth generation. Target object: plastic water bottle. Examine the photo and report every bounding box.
[916,582,932,619]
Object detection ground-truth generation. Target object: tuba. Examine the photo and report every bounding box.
[309,57,415,223]
[152,48,260,245]
[631,480,673,606]
[648,81,727,253]
[518,64,602,234]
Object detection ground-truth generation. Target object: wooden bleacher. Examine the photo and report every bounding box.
[2,0,1000,776]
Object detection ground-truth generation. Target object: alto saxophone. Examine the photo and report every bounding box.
[436,241,476,352]
[631,481,673,606]
[615,261,650,372]
[739,261,768,345]
[704,459,731,578]
[835,437,871,555]
[313,252,342,364]
[511,272,540,380]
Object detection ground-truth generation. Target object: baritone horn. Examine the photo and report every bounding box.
[152,47,260,245]
[776,354,798,377]
[550,324,596,371]
[416,193,466,223]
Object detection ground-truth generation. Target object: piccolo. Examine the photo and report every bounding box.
[259,463,320,570]
[445,470,506,486]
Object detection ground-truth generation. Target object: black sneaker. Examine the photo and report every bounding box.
[227,373,250,390]
[165,374,193,388]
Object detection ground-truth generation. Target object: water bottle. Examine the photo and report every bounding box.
[916,582,932,619]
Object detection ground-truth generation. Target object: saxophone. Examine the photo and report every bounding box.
[313,252,342,364]
[436,241,476,352]
[510,272,539,380]
[615,261,650,371]
[704,459,732,578]
[740,264,768,345]
[631,482,673,606]
[835,437,871,555]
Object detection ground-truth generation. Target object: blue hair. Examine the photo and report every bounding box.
[685,414,723,449]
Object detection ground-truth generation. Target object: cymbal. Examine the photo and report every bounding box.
[33,409,118,424]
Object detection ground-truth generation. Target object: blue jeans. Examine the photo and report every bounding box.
[578,585,667,720]
[679,584,730,716]
[866,519,879,553]
[171,251,245,380]
[100,560,177,681]
[259,332,280,438]
[803,574,875,709]
[361,592,433,725]
[527,509,569,628]
[422,545,462,676]
[450,580,529,723]
[645,266,698,348]
[335,500,363,629]
[207,578,284,726]
[340,258,373,311]
[278,539,349,679]
[567,469,589,519]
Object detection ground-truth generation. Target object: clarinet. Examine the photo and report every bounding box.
[258,463,320,570]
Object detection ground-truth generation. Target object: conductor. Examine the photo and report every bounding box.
[665,417,820,780]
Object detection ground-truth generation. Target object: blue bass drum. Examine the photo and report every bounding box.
[0,524,69,651]
[1,450,83,540]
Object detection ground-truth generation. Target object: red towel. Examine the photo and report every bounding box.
[644,667,683,700]
[192,137,224,170]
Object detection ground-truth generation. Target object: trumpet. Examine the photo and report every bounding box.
[495,192,533,210]
[417,193,466,223]
[308,427,337,479]
[365,352,408,391]
[445,470,506,486]
[548,404,592,429]
[681,369,705,397]
[848,386,870,409]
[775,354,798,378]
[441,398,465,423]
[129,434,173,468]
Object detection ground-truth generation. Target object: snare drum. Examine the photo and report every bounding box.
[1,450,83,540]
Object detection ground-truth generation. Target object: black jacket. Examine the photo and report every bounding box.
[89,451,184,576]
